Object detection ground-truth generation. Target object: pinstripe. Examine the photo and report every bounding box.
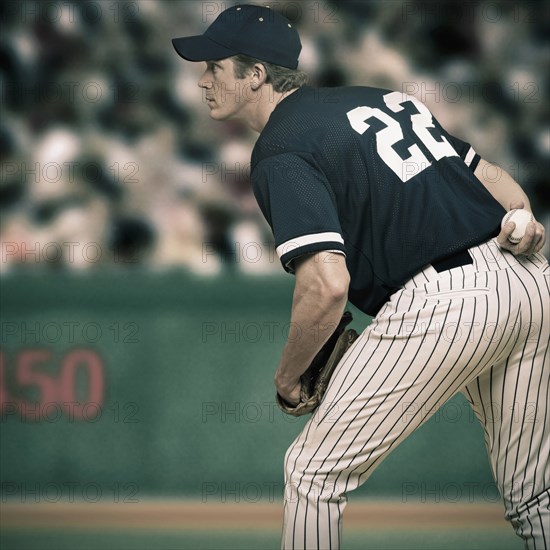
[307,268,486,515]
[464,255,549,550]
[497,358,519,504]
[300,334,400,547]
[288,425,315,547]
[317,290,465,502]
[465,383,491,446]
[470,298,521,459]
[317,333,386,426]
[302,334,406,537]
[512,358,540,501]
[502,350,525,502]
[293,303,431,546]
[336,304,451,491]
[502,263,535,508]
[461,271,502,442]
[538,494,548,549]
[306,314,440,550]
[526,509,535,550]
[352,288,509,485]
[317,304,438,460]
[284,331,382,476]
[494,308,526,492]
[286,330,387,547]
[285,414,320,546]
[531,345,549,496]
[543,262,550,498]
[395,291,417,335]
[489,365,495,449]
[510,262,545,505]
[347,300,468,485]
[281,240,549,550]
[327,504,334,549]
[384,288,408,334]
[490,269,513,451]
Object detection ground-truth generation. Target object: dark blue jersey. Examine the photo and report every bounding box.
[251,86,506,316]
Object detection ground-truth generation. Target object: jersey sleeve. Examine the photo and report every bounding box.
[252,152,346,273]
[434,121,481,172]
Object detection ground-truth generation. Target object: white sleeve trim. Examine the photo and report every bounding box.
[276,232,344,258]
[464,147,476,166]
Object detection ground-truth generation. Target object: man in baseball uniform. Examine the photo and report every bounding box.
[172,5,549,549]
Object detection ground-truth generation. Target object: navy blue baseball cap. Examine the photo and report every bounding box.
[171,4,301,69]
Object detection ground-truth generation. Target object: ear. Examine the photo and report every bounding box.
[249,62,268,91]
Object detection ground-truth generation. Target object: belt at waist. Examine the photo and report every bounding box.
[431,249,473,273]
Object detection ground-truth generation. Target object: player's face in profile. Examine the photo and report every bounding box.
[198,58,250,121]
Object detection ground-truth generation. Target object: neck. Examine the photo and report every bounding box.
[245,87,299,133]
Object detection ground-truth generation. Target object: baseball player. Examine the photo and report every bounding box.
[172,5,549,549]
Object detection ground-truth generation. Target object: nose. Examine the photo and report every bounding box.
[198,72,212,89]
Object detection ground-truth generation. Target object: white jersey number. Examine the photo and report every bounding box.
[347,91,458,182]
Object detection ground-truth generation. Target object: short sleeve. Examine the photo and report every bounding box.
[252,152,346,273]
[434,121,480,172]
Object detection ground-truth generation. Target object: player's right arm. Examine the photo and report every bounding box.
[274,251,350,405]
[251,152,350,404]
[474,158,545,255]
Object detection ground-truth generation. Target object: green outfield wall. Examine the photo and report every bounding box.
[0,272,497,503]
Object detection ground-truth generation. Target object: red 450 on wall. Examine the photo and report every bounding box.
[0,349,104,421]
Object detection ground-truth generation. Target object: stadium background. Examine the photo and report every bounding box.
[1,1,548,549]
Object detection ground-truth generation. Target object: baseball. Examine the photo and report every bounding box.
[501,208,534,243]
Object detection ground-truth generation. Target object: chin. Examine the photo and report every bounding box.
[208,107,228,121]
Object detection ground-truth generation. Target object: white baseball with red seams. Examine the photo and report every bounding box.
[501,208,534,243]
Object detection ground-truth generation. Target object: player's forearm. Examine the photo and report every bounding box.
[474,159,531,212]
[275,253,350,389]
[275,288,348,389]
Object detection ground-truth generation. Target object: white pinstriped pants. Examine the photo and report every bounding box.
[282,238,550,550]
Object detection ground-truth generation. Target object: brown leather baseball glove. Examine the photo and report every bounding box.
[276,311,359,417]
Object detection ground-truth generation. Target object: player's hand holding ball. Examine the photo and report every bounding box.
[497,202,546,256]
[501,208,534,243]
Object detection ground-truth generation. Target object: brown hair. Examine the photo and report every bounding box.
[231,54,308,92]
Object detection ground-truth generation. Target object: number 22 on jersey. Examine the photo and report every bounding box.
[347,91,458,182]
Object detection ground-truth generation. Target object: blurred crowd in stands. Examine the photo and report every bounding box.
[1,0,548,275]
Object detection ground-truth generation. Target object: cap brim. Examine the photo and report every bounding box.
[171,35,237,62]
